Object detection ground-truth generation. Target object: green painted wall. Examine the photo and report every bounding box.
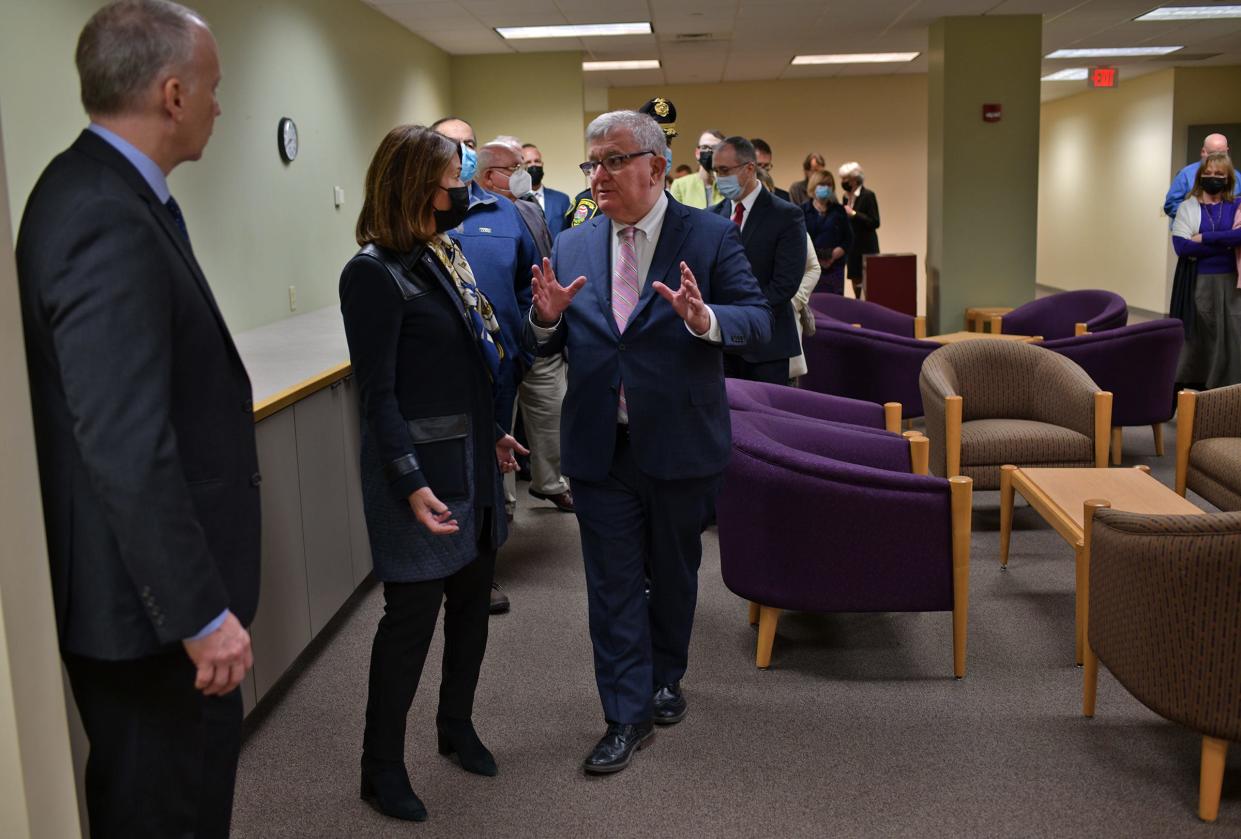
[927,16,1042,333]
[0,0,453,332]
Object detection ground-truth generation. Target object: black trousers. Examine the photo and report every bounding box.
[570,430,721,724]
[63,649,243,839]
[362,540,495,764]
[724,353,790,385]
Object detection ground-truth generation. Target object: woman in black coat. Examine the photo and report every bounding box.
[339,125,526,823]
[801,170,853,295]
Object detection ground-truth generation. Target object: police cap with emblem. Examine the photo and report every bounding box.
[638,97,678,141]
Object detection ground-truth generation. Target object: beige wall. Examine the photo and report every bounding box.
[609,76,929,311]
[451,52,586,201]
[1037,70,1176,314]
[0,0,453,332]
[0,111,82,839]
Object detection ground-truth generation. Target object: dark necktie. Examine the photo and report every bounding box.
[164,196,190,245]
[732,202,745,226]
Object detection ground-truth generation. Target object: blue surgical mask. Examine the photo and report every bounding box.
[460,143,478,182]
[814,185,832,201]
[663,147,673,173]
[716,174,743,200]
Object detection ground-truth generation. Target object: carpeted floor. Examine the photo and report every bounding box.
[231,419,1239,838]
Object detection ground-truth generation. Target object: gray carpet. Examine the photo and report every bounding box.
[231,419,1239,837]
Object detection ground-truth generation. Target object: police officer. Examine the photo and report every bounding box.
[564,96,679,229]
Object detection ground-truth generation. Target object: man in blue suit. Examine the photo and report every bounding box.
[524,110,771,774]
[522,142,571,237]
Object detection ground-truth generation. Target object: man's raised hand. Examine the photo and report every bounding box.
[531,257,587,326]
[653,261,712,336]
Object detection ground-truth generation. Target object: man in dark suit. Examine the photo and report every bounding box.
[15,2,259,835]
[522,142,571,237]
[750,138,792,202]
[709,137,808,384]
[525,111,771,775]
[839,161,881,298]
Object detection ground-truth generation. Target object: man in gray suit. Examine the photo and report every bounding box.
[16,2,258,835]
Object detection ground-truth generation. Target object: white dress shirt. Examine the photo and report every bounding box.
[731,181,764,234]
[531,185,546,213]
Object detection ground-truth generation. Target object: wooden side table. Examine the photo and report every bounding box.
[964,306,1013,333]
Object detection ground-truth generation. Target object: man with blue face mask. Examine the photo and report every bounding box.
[708,137,807,383]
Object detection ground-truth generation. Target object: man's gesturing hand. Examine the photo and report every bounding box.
[183,611,253,696]
[653,261,712,335]
[531,257,586,326]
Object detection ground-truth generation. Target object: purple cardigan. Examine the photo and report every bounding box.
[1173,197,1241,275]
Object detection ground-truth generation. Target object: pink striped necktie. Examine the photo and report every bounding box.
[613,226,640,418]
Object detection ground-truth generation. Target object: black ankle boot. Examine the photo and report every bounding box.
[436,717,498,776]
[360,756,428,822]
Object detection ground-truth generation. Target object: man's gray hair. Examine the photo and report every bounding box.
[838,161,865,181]
[476,137,523,180]
[76,0,207,116]
[586,111,667,154]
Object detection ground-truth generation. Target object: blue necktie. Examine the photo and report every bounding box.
[164,196,190,245]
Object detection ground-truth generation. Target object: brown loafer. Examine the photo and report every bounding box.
[529,488,574,512]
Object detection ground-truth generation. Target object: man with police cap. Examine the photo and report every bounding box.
[564,97,679,230]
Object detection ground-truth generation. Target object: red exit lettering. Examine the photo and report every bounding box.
[1089,66,1118,88]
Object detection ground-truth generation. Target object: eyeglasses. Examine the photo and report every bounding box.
[756,162,773,172]
[712,162,753,177]
[578,150,656,175]
[487,163,522,174]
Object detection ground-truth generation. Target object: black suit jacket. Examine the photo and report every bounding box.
[709,188,807,363]
[845,186,881,279]
[16,130,260,660]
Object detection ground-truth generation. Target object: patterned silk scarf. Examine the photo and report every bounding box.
[427,234,505,382]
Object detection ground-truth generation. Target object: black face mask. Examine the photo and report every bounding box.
[697,150,713,170]
[1201,176,1228,196]
[434,185,470,232]
[527,165,544,187]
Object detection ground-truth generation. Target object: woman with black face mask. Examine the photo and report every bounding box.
[339,125,527,822]
[1171,151,1241,388]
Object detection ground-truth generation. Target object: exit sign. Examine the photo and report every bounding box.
[1089,66,1119,88]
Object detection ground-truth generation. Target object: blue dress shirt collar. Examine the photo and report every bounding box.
[88,123,171,204]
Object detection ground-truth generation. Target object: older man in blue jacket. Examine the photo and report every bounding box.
[524,110,771,775]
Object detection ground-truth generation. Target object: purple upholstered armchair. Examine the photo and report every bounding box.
[1041,319,1184,462]
[725,377,902,433]
[809,293,927,339]
[995,289,1128,340]
[717,411,973,676]
[800,317,938,419]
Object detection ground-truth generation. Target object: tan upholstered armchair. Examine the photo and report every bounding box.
[1176,385,1241,511]
[919,341,1112,489]
[1081,507,1241,822]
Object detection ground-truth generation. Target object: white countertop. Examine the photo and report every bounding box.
[233,306,350,405]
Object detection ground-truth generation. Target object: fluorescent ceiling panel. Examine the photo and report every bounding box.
[496,22,651,39]
[1135,5,1241,21]
[791,52,919,65]
[583,59,661,70]
[1041,68,1090,81]
[1045,46,1182,58]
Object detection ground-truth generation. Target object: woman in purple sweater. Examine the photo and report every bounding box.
[1172,152,1241,388]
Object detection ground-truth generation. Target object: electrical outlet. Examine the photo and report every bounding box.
[288,285,297,311]
[333,186,345,208]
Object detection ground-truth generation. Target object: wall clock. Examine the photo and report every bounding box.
[278,117,298,163]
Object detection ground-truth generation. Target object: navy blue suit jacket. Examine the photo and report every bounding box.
[542,187,571,238]
[709,188,807,363]
[523,196,772,483]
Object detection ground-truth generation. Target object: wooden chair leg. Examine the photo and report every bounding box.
[1082,640,1099,717]
[1093,392,1113,468]
[756,606,781,669]
[1152,422,1164,457]
[884,402,902,434]
[1175,390,1196,496]
[1199,737,1229,822]
[1110,427,1123,466]
[999,464,1016,568]
[748,601,760,627]
[1074,544,1086,665]
[1079,500,1109,668]
[949,477,972,679]
[946,395,963,478]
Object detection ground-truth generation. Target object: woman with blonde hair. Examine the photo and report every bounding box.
[801,169,852,295]
[1172,151,1241,388]
[340,124,527,822]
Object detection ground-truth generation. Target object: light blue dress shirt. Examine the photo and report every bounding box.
[87,123,228,643]
[1164,160,1200,219]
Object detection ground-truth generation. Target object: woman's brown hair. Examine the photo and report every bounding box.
[356,124,459,250]
[807,169,835,193]
[1189,151,1236,203]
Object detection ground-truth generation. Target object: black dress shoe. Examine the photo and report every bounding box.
[436,717,497,776]
[529,487,575,512]
[583,722,654,774]
[489,582,510,615]
[360,757,427,822]
[652,684,687,726]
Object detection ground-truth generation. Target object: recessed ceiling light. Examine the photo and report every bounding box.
[496,22,651,40]
[582,60,661,71]
[1041,68,1090,81]
[1136,5,1241,21]
[791,52,920,65]
[1045,46,1182,58]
